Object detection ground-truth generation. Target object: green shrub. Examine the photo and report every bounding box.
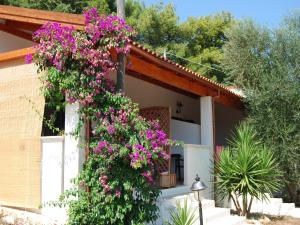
[215,123,282,217]
[166,198,198,225]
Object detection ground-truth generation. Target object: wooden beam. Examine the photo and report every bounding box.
[0,5,84,28]
[130,45,239,98]
[214,93,244,110]
[126,70,199,99]
[0,47,34,63]
[5,20,41,32]
[0,24,33,41]
[128,55,217,96]
[0,46,243,109]
[128,55,243,110]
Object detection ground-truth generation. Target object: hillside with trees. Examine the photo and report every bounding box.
[1,0,234,83]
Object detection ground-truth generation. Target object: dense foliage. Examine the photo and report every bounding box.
[215,124,281,217]
[3,0,234,82]
[222,14,300,202]
[141,8,234,82]
[30,8,177,224]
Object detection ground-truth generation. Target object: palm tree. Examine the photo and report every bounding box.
[215,123,282,217]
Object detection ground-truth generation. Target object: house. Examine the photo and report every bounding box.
[0,5,245,223]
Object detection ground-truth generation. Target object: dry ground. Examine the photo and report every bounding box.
[247,214,300,225]
[2,211,300,225]
[267,216,300,225]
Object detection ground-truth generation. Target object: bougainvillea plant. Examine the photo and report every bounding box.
[29,8,178,225]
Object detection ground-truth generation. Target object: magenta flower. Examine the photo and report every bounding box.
[115,189,121,198]
[94,141,107,154]
[107,125,116,134]
[141,171,153,183]
[156,130,167,141]
[146,130,154,140]
[133,151,139,161]
[25,54,33,64]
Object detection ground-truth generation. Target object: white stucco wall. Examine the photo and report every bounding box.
[170,119,201,176]
[64,102,85,191]
[183,144,213,199]
[170,119,201,163]
[171,119,201,145]
[41,102,85,221]
[41,136,65,220]
[0,31,32,53]
[124,74,200,124]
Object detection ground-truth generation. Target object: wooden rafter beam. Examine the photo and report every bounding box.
[128,54,243,110]
[126,69,199,99]
[0,45,243,110]
[4,20,41,32]
[0,24,33,41]
[0,5,84,29]
[130,45,239,97]
[0,47,34,63]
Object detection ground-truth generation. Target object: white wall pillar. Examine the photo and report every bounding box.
[41,136,65,219]
[200,96,215,199]
[64,102,85,191]
[200,96,214,148]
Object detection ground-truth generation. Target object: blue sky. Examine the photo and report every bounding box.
[143,0,300,28]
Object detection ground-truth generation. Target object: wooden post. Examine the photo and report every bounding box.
[116,0,126,93]
[85,118,90,161]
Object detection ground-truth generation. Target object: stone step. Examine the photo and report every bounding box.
[231,196,296,217]
[158,189,250,225]
[160,185,190,198]
[201,207,231,224]
[157,195,247,225]
[288,208,300,218]
[191,207,246,225]
[251,197,283,208]
[206,215,246,225]
[278,203,295,215]
[165,194,216,210]
[250,202,295,216]
[270,198,283,204]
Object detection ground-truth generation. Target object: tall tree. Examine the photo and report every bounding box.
[176,12,234,82]
[133,2,179,48]
[116,0,125,92]
[1,0,234,83]
[132,4,234,82]
[222,14,300,202]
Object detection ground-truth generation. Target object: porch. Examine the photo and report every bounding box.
[40,71,244,219]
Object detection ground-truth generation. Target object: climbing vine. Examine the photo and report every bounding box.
[29,8,177,225]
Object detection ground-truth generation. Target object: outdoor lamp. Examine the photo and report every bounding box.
[191,174,207,225]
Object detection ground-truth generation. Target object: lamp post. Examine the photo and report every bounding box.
[191,174,207,225]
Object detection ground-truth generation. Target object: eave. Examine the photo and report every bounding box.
[0,5,244,110]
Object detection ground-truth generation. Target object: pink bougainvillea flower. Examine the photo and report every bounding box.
[94,141,108,154]
[25,54,33,64]
[141,171,153,183]
[115,189,121,198]
[107,125,116,134]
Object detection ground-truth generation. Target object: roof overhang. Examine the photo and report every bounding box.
[0,5,84,29]
[0,5,244,110]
